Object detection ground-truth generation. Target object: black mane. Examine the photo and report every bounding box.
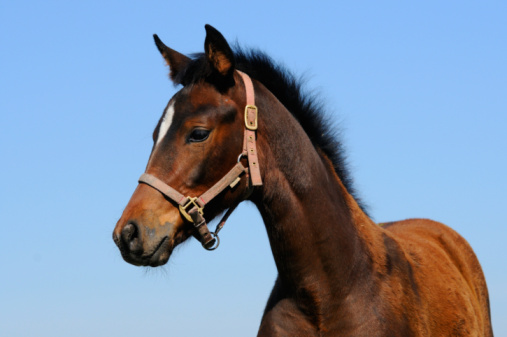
[178,47,367,213]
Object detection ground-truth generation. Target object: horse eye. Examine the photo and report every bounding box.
[188,129,210,143]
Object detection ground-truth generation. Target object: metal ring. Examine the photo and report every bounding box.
[203,232,220,251]
[237,153,246,163]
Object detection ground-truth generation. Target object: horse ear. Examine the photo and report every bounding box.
[153,34,190,83]
[204,25,235,79]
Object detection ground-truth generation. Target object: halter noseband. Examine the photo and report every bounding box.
[138,71,262,250]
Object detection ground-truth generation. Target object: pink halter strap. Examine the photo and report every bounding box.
[237,70,262,186]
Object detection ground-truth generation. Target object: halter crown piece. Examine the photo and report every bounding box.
[138,71,262,250]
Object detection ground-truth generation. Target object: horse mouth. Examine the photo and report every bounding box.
[144,236,171,267]
[117,236,171,267]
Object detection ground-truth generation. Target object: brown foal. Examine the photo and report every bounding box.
[113,25,493,336]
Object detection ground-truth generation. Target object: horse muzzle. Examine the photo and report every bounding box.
[113,219,176,267]
[113,183,188,267]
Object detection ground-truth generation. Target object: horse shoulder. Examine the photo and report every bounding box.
[381,218,492,336]
[259,276,319,337]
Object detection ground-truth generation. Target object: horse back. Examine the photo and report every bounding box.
[381,218,493,336]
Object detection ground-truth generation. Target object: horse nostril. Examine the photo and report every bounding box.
[122,223,137,241]
[121,222,143,255]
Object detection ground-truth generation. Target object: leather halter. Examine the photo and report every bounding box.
[138,71,262,250]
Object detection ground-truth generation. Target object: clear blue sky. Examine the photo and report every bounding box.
[1,1,506,336]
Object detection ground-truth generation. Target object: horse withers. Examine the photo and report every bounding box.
[113,25,493,336]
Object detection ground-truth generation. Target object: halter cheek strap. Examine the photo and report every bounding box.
[238,70,262,186]
[138,71,262,250]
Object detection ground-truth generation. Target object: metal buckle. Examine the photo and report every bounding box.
[244,105,258,130]
[179,197,204,223]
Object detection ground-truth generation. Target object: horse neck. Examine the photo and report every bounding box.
[251,86,382,302]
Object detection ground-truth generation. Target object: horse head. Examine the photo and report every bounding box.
[113,25,259,267]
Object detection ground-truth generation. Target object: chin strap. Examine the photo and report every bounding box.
[138,71,262,250]
[139,161,248,250]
